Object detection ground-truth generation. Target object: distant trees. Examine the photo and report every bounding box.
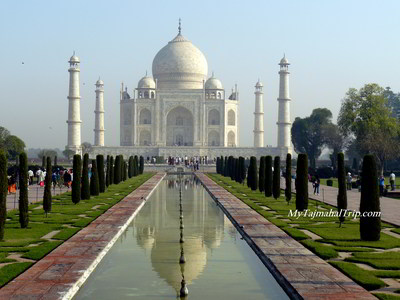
[273,156,281,200]
[72,155,81,204]
[360,154,381,241]
[19,152,29,228]
[43,157,52,216]
[0,127,25,160]
[0,150,7,240]
[296,154,308,211]
[62,148,75,160]
[37,149,57,161]
[81,142,92,155]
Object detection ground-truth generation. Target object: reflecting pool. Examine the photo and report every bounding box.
[73,175,289,300]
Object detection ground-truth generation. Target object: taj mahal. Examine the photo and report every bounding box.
[66,21,292,159]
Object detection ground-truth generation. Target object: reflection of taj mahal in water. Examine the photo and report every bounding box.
[133,176,231,293]
[66,21,292,159]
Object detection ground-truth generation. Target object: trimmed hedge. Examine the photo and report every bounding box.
[81,153,90,200]
[337,153,347,225]
[43,157,52,215]
[19,152,29,228]
[265,156,273,197]
[285,153,292,204]
[296,153,308,211]
[97,155,105,193]
[259,156,265,192]
[273,156,281,200]
[90,159,100,196]
[72,155,81,204]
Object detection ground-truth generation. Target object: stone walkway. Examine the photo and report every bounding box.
[0,173,165,300]
[198,173,376,300]
[281,178,400,226]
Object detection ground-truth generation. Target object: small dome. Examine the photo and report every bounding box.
[138,76,155,89]
[205,75,223,90]
[255,80,263,87]
[69,54,80,63]
[96,78,104,85]
[279,55,289,65]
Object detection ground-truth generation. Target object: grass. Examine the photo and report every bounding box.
[0,172,154,287]
[329,261,386,290]
[374,293,400,300]
[208,173,400,294]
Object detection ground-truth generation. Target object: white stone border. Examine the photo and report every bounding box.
[61,173,166,300]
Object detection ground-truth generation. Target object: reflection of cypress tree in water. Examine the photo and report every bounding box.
[133,175,226,294]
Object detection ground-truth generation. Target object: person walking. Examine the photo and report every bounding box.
[313,175,320,195]
[390,171,396,191]
[379,175,385,197]
[346,172,352,190]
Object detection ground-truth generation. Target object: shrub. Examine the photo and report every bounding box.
[81,153,90,200]
[97,155,105,193]
[296,153,308,211]
[90,159,100,196]
[128,156,133,178]
[72,155,81,204]
[337,153,347,225]
[0,150,6,240]
[249,156,258,191]
[259,156,265,192]
[19,152,29,228]
[105,155,110,187]
[316,166,334,179]
[264,156,273,197]
[273,156,281,200]
[285,153,292,204]
[139,156,144,174]
[327,179,333,186]
[43,157,52,216]
[109,156,114,185]
[239,156,246,183]
[114,155,121,184]
[360,154,381,241]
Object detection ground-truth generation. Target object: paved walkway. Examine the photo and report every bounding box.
[198,173,375,300]
[0,173,165,300]
[281,178,400,227]
[6,185,69,211]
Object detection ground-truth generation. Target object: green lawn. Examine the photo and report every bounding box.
[0,172,154,288]
[208,173,400,294]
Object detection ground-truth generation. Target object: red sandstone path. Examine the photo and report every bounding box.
[281,178,400,227]
[198,173,376,300]
[0,173,165,300]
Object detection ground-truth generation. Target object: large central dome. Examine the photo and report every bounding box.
[152,33,208,89]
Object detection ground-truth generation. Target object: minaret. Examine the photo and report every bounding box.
[277,55,292,153]
[253,79,264,147]
[66,52,82,154]
[94,78,105,146]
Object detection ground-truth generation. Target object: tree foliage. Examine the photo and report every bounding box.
[273,156,281,200]
[291,108,333,169]
[285,154,292,204]
[338,83,400,174]
[90,159,100,196]
[139,156,144,174]
[264,156,273,197]
[259,156,265,192]
[81,142,92,155]
[19,152,29,228]
[337,153,347,225]
[360,154,381,241]
[239,156,246,183]
[37,149,57,161]
[296,153,308,211]
[97,155,105,193]
[114,155,121,184]
[105,155,110,187]
[0,127,25,160]
[43,157,52,216]
[249,156,258,191]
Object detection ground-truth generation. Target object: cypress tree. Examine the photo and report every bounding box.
[139,156,144,174]
[285,153,292,204]
[224,156,228,177]
[123,161,128,181]
[247,159,252,188]
[119,155,124,181]
[220,156,224,176]
[249,156,258,191]
[97,155,105,193]
[90,159,100,196]
[128,156,133,178]
[134,155,139,176]
[105,155,110,188]
[110,156,114,185]
[114,155,121,184]
[265,156,273,197]
[259,156,266,192]
[296,153,308,211]
[81,153,90,200]
[54,155,57,166]
[239,156,246,184]
[216,157,220,174]
[43,157,52,216]
[0,150,7,240]
[273,156,281,200]
[360,155,381,241]
[235,158,240,182]
[352,157,358,173]
[337,153,347,226]
[42,156,45,168]
[19,152,29,228]
[231,158,236,181]
[72,155,81,204]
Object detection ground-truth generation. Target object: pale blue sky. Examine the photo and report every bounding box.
[1,0,399,149]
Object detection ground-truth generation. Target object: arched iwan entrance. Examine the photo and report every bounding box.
[166,106,193,146]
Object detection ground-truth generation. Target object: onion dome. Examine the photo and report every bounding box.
[138,76,156,89]
[205,73,223,90]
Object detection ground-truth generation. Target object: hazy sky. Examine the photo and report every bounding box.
[1,0,400,149]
